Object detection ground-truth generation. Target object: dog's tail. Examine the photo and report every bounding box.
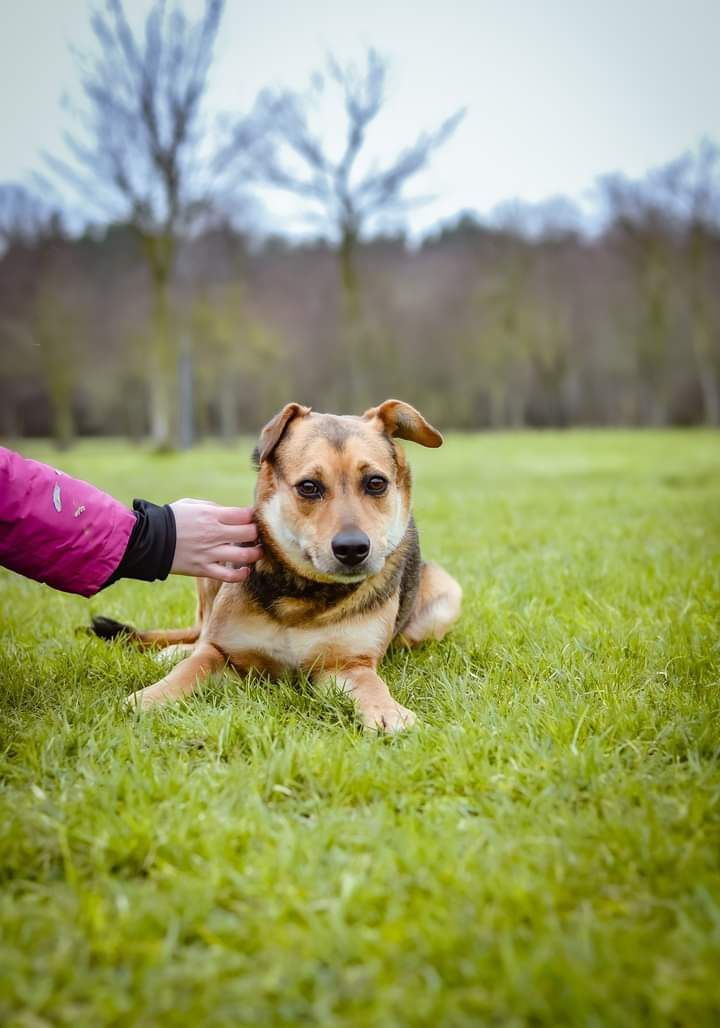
[86,615,200,650]
[88,615,138,641]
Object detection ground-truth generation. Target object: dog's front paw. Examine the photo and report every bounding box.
[360,701,417,734]
[125,688,160,711]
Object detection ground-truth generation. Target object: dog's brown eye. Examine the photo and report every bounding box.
[296,479,324,499]
[365,475,388,496]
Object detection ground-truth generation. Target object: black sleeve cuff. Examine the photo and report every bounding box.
[101,499,177,588]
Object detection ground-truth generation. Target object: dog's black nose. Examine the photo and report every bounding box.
[332,529,370,567]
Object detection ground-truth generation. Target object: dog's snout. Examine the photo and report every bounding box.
[331,529,370,567]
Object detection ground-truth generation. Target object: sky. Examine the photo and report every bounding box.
[1,0,719,239]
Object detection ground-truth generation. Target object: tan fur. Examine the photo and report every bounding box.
[399,562,463,646]
[126,401,462,732]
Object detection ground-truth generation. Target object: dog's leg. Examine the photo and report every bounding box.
[153,643,195,664]
[127,642,226,709]
[314,663,416,733]
[399,561,462,647]
[133,627,201,649]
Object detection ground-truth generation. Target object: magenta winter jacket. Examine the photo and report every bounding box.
[0,448,136,597]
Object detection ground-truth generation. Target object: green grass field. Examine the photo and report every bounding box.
[1,432,719,1027]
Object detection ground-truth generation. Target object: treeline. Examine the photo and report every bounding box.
[1,153,719,442]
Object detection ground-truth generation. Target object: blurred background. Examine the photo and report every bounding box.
[0,0,718,450]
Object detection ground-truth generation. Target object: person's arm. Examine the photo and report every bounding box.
[0,449,260,598]
[105,497,260,587]
[0,447,138,597]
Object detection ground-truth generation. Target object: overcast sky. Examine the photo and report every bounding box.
[1,0,719,237]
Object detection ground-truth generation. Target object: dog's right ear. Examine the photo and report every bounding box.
[256,403,311,464]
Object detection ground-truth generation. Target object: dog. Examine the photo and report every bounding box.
[92,400,462,732]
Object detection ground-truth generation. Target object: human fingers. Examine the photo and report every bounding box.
[215,506,255,525]
[205,563,252,583]
[220,522,259,546]
[212,544,263,565]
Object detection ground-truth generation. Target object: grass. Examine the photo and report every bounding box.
[1,430,719,1027]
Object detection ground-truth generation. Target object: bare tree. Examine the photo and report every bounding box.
[220,50,464,405]
[48,0,224,449]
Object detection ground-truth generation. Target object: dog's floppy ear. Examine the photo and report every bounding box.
[257,402,311,463]
[363,399,443,448]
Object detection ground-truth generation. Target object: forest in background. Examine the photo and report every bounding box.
[0,0,718,447]
[2,153,719,443]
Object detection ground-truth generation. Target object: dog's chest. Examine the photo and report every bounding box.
[212,609,394,672]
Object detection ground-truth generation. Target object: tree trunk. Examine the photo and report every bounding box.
[178,329,194,450]
[144,235,178,451]
[338,228,365,410]
[40,333,75,450]
[48,371,74,450]
[149,269,173,450]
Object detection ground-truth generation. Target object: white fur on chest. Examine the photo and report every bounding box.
[214,612,393,670]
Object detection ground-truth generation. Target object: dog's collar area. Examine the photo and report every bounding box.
[249,557,363,605]
[247,543,410,625]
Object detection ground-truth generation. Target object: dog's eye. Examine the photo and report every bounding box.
[365,475,388,496]
[296,479,324,499]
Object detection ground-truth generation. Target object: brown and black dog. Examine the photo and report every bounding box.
[93,400,462,732]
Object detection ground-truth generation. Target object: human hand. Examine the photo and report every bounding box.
[169,499,262,583]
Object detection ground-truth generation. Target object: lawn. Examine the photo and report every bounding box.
[1,431,719,1027]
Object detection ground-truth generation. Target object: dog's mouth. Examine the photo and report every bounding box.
[302,550,377,583]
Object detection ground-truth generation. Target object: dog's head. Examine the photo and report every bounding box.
[253,400,442,582]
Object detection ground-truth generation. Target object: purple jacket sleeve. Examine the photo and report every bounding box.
[0,447,136,597]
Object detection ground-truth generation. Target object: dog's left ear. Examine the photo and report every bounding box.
[362,399,443,448]
[257,402,311,462]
